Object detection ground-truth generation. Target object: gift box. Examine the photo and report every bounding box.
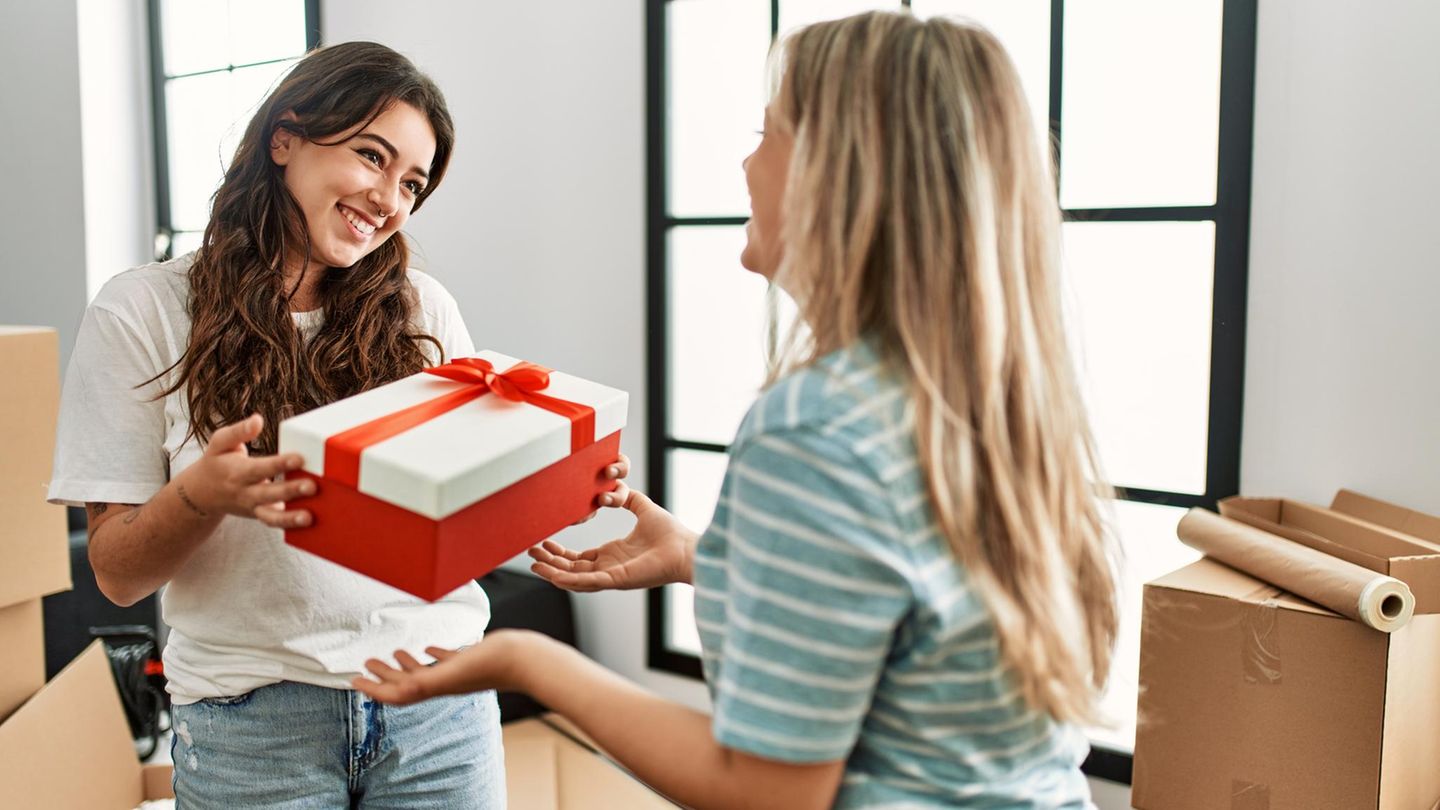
[279,350,627,600]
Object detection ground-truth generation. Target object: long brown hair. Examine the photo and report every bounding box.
[157,41,455,453]
[768,12,1120,725]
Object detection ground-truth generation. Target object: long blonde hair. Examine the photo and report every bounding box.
[767,11,1120,726]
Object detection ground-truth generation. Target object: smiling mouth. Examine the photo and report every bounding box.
[337,204,377,237]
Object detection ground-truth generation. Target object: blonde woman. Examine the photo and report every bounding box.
[355,11,1119,808]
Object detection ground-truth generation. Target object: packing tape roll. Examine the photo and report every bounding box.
[1177,508,1416,633]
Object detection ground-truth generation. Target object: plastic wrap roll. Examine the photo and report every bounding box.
[1177,508,1415,633]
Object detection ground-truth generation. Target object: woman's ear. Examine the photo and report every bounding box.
[270,111,300,166]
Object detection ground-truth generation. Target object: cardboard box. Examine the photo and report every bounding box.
[280,350,627,600]
[0,327,72,607]
[504,716,676,808]
[0,642,173,808]
[1134,493,1440,810]
[0,599,44,722]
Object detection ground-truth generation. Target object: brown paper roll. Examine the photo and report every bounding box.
[1177,508,1415,633]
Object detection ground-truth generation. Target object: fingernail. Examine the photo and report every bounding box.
[301,482,316,495]
[608,465,620,477]
[296,514,311,527]
[601,494,613,505]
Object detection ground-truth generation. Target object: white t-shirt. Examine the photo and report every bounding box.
[48,254,492,704]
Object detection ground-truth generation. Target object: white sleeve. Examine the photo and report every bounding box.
[410,270,475,362]
[436,287,476,360]
[47,305,170,507]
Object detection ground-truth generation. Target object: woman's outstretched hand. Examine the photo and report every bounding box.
[182,413,315,529]
[529,490,697,591]
[353,631,530,705]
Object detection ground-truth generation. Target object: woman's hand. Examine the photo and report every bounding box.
[353,630,535,705]
[180,414,315,529]
[529,490,697,590]
[572,453,632,525]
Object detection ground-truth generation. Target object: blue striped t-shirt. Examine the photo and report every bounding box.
[694,340,1094,808]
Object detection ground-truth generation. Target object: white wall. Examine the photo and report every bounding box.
[0,0,153,367]
[1241,0,1440,514]
[0,3,88,364]
[77,0,156,302]
[321,0,709,710]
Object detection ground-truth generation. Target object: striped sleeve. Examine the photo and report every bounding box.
[707,427,911,763]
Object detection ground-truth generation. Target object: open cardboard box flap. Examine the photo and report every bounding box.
[1332,489,1440,550]
[1220,493,1440,614]
[0,641,171,808]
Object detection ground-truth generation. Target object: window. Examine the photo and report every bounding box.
[646,0,1256,784]
[149,0,320,260]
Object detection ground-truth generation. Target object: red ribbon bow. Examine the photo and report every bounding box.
[423,357,552,402]
[323,358,597,489]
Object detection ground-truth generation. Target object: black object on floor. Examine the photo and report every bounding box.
[91,624,166,759]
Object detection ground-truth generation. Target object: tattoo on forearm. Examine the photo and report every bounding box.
[85,503,107,538]
[176,484,208,518]
[87,502,143,537]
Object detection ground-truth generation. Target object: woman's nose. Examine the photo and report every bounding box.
[368,182,400,219]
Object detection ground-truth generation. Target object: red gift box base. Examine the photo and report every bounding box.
[284,431,622,600]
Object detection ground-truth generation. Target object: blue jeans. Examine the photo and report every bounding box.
[171,682,504,809]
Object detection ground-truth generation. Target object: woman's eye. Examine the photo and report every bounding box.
[357,148,382,166]
[404,180,425,196]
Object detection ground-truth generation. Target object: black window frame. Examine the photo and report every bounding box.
[649,0,1257,787]
[147,0,322,262]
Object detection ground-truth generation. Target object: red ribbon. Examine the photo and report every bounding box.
[323,357,597,488]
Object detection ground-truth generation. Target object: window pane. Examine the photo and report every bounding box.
[161,0,229,76]
[166,61,294,232]
[166,71,236,231]
[668,0,770,218]
[1088,499,1199,752]
[669,448,731,540]
[171,231,205,258]
[229,59,295,125]
[778,0,903,34]
[669,226,772,445]
[1062,221,1214,495]
[662,447,732,658]
[666,583,703,655]
[908,0,1050,137]
[228,0,308,66]
[1059,0,1223,208]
